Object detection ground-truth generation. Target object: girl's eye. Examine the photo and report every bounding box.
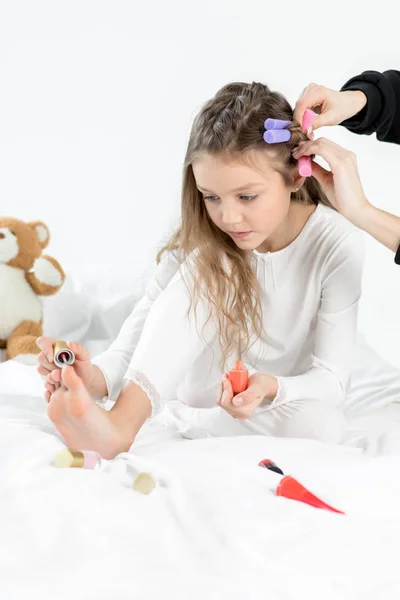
[202,194,258,202]
[240,195,258,202]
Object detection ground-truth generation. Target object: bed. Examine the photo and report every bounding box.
[1,268,400,599]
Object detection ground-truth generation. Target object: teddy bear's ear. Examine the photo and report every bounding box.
[28,221,50,249]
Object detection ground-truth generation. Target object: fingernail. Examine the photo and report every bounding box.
[46,354,53,362]
[292,146,299,153]
[233,396,243,406]
[307,126,314,139]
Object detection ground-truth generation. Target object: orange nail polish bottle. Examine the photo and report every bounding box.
[228,360,249,394]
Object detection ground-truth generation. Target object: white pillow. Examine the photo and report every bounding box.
[41,261,151,344]
[42,275,92,342]
[344,335,400,415]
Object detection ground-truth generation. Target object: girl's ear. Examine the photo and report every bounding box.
[292,175,306,192]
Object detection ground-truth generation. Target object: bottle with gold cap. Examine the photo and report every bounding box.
[133,472,156,495]
[55,449,102,469]
[53,341,75,369]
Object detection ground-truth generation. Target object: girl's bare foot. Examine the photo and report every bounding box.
[47,366,133,459]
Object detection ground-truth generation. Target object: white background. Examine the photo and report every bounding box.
[1,0,399,366]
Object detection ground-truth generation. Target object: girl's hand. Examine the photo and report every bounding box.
[36,337,94,403]
[217,373,277,420]
[294,83,367,134]
[292,137,370,225]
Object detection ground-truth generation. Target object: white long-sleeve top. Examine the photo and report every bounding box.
[93,205,364,416]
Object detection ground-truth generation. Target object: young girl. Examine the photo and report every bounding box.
[37,81,380,458]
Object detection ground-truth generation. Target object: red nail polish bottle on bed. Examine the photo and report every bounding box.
[228,360,249,394]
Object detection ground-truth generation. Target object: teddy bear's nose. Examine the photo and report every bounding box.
[0,233,5,239]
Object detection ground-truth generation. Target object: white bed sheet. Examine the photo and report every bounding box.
[1,362,400,599]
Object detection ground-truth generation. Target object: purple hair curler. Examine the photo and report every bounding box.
[264,118,292,131]
[263,129,292,144]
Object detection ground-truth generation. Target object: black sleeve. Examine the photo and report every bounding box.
[340,70,400,145]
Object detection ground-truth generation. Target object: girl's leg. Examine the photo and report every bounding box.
[48,368,151,459]
[246,401,347,444]
[171,400,347,445]
[48,271,216,458]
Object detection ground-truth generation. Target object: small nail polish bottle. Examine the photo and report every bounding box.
[53,341,75,368]
[55,449,102,469]
[227,360,249,394]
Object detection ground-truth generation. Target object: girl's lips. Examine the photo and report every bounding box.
[229,231,252,239]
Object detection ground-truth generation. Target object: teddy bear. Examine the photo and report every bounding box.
[0,217,65,362]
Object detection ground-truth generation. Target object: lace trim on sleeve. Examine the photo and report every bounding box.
[123,370,161,417]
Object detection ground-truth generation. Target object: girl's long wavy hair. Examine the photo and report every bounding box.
[158,81,332,366]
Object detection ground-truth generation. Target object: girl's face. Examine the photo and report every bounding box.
[193,152,299,253]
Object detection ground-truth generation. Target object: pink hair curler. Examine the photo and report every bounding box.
[298,108,317,177]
